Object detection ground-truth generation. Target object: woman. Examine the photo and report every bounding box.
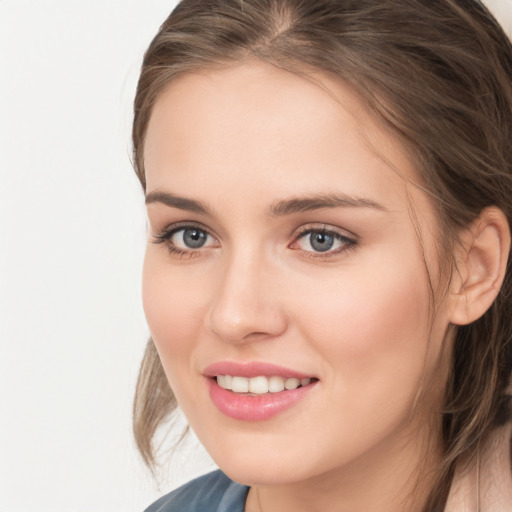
[132,0,512,510]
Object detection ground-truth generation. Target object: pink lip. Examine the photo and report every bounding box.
[203,361,314,379]
[203,361,318,421]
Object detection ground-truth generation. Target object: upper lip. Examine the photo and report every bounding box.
[203,361,315,379]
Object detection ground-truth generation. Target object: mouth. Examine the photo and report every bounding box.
[204,362,318,421]
[216,375,316,394]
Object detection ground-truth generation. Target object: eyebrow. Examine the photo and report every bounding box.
[145,190,212,215]
[268,193,388,216]
[145,190,387,217]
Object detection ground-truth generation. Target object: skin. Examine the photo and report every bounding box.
[446,422,512,511]
[142,60,460,511]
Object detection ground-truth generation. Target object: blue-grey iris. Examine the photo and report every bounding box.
[310,232,334,252]
[183,228,207,248]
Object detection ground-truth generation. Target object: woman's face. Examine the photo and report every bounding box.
[142,61,454,486]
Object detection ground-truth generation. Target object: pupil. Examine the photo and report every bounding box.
[310,232,334,252]
[183,228,207,248]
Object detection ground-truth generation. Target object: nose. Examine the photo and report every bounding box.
[206,250,288,344]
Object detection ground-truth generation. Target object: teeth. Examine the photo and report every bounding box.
[268,376,285,393]
[231,376,249,393]
[249,376,268,394]
[217,375,313,394]
[216,374,232,390]
[284,377,300,390]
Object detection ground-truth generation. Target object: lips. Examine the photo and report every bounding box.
[203,361,315,379]
[204,361,318,421]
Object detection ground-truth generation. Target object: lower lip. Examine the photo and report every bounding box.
[207,378,316,421]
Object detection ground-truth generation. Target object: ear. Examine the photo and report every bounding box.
[449,207,510,326]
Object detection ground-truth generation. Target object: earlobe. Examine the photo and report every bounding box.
[449,207,510,326]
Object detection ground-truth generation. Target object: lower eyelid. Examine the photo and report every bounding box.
[167,246,202,259]
[301,239,357,258]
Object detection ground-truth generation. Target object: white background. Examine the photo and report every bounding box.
[1,1,511,511]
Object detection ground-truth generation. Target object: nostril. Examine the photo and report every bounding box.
[205,269,288,343]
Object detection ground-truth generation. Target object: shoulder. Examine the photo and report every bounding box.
[144,470,250,512]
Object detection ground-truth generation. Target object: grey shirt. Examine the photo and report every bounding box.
[145,471,249,512]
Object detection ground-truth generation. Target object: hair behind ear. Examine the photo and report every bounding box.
[133,338,175,471]
[437,206,512,500]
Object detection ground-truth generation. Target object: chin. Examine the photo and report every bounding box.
[198,429,340,487]
[215,457,314,487]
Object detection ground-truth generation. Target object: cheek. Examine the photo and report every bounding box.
[296,256,438,410]
[300,255,431,341]
[141,250,209,374]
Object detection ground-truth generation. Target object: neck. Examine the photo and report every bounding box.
[445,422,512,512]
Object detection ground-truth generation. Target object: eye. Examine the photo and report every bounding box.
[303,231,336,252]
[172,227,210,249]
[292,227,356,256]
[153,224,218,255]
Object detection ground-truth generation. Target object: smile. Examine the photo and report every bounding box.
[204,362,318,421]
[216,375,312,394]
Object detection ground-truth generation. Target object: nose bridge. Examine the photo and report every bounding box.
[206,244,286,343]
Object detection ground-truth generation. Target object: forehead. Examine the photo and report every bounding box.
[143,60,423,211]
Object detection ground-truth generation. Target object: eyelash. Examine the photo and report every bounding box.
[153,222,215,259]
[292,225,357,259]
[152,223,358,259]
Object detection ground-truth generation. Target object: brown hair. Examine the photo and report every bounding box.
[132,0,512,509]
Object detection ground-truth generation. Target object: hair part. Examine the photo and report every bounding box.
[132,1,512,509]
